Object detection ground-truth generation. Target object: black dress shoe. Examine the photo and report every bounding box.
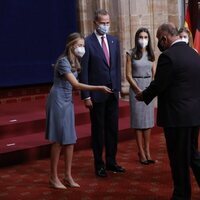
[95,167,107,177]
[106,164,126,173]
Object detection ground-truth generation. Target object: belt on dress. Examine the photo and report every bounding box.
[133,76,151,78]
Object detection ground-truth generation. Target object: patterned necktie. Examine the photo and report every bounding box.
[101,36,110,66]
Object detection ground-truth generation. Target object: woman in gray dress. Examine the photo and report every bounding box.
[46,33,112,189]
[126,27,156,165]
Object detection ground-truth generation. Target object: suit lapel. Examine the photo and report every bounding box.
[91,33,110,67]
[107,35,115,67]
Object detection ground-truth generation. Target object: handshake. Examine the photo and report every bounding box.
[135,91,144,101]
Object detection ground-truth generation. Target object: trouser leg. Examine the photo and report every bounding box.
[164,127,191,200]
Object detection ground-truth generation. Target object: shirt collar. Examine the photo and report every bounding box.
[94,30,107,40]
[171,39,183,46]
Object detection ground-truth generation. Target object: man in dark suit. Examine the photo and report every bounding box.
[79,9,125,177]
[136,23,200,200]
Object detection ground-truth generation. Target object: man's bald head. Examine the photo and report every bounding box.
[156,23,179,52]
[157,23,178,38]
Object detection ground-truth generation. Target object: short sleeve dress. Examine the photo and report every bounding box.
[45,57,77,145]
[128,51,154,129]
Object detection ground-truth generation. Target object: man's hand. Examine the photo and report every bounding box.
[84,99,93,109]
[135,91,144,101]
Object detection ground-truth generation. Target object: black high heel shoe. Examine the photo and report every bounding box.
[138,153,149,165]
[147,159,156,164]
[145,154,156,164]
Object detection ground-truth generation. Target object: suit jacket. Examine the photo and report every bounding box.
[143,41,200,127]
[79,32,121,102]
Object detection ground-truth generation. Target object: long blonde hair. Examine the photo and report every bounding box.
[60,32,84,72]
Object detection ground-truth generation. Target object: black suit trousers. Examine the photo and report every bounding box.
[164,127,200,200]
[90,93,119,169]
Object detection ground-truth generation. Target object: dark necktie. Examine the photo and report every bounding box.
[101,36,110,66]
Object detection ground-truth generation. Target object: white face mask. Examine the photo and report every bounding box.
[97,24,110,35]
[180,37,189,44]
[74,46,85,58]
[138,38,148,49]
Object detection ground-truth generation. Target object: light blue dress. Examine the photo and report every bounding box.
[45,57,77,145]
[128,51,154,129]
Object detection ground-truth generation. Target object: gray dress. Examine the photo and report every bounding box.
[45,57,77,145]
[128,51,154,129]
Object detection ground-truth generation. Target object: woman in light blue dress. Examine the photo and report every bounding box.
[126,28,156,165]
[46,33,112,189]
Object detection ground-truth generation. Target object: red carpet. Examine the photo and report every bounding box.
[0,86,199,199]
[0,132,199,200]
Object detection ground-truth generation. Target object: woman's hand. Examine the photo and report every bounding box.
[131,86,142,95]
[134,88,142,94]
[100,86,113,93]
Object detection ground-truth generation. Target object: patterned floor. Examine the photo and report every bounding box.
[0,132,199,200]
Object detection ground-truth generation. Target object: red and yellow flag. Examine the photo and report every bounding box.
[185,0,200,53]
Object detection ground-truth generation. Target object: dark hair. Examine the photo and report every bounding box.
[158,23,179,36]
[132,27,155,61]
[60,32,84,72]
[94,9,109,21]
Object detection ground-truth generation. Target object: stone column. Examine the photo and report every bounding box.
[168,0,180,26]
[119,0,157,96]
[76,0,95,36]
[116,0,131,96]
[96,0,109,10]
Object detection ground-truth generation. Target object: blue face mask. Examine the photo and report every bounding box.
[97,24,110,35]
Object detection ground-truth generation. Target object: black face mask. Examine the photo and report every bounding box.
[157,40,166,52]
